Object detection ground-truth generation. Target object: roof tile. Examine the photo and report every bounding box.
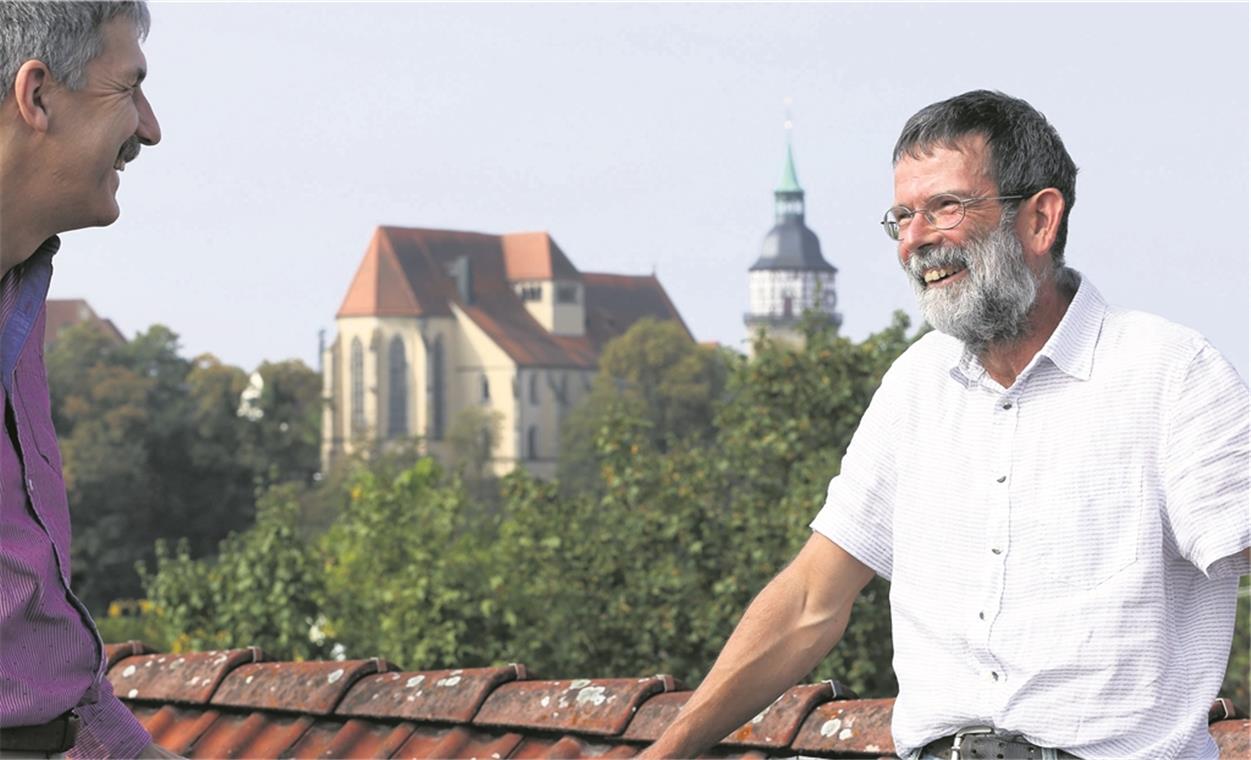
[789,697,896,756]
[210,659,393,716]
[336,664,527,723]
[394,725,525,759]
[185,711,314,759]
[130,705,224,756]
[108,648,262,705]
[723,682,838,749]
[285,718,416,760]
[473,676,679,736]
[103,640,155,670]
[1212,719,1250,759]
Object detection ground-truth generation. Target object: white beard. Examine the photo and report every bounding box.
[905,217,1040,353]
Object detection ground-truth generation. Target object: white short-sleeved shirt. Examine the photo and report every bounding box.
[811,273,1249,760]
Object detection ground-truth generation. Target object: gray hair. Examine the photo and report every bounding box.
[893,90,1078,266]
[0,1,150,102]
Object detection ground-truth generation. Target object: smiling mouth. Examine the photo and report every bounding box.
[922,265,966,286]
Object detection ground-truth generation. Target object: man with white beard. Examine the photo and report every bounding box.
[641,90,1249,760]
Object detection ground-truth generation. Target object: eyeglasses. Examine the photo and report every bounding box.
[880,193,1026,241]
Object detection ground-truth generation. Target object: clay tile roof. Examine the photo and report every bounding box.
[44,299,126,346]
[582,273,690,351]
[106,643,1251,759]
[336,226,685,368]
[501,232,580,281]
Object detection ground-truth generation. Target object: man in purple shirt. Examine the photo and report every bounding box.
[0,3,176,757]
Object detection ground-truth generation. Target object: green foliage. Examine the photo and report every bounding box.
[139,484,327,659]
[47,323,321,612]
[559,318,728,495]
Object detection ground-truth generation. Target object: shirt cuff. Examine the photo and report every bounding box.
[68,677,151,759]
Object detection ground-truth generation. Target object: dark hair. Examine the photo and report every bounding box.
[893,90,1078,264]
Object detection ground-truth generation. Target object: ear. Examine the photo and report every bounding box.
[1016,187,1065,261]
[12,60,52,133]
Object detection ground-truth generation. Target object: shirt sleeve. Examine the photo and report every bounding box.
[67,676,152,759]
[1163,341,1251,579]
[809,359,903,580]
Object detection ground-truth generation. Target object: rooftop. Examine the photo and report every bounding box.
[105,641,1249,759]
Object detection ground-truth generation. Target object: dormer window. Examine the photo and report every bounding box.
[518,284,542,302]
[556,284,578,304]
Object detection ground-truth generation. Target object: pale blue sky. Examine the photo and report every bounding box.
[50,2,1249,380]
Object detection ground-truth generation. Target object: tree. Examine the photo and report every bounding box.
[559,318,729,495]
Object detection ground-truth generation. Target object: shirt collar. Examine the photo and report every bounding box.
[950,269,1106,385]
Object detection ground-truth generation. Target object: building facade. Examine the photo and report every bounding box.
[743,137,841,346]
[322,226,688,478]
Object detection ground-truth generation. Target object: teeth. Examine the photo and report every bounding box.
[923,266,962,284]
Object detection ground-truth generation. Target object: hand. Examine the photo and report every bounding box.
[136,741,185,759]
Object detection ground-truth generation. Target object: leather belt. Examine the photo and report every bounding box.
[0,712,80,753]
[924,726,1078,760]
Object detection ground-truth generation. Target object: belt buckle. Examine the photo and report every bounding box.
[950,726,995,760]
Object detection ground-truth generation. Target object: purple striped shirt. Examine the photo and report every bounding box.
[0,238,150,758]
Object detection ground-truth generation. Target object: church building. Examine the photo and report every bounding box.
[744,133,841,345]
[322,226,688,478]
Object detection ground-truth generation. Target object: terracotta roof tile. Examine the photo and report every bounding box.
[336,665,527,723]
[103,640,154,670]
[501,232,580,281]
[472,676,680,736]
[44,299,126,346]
[210,659,393,716]
[789,697,896,756]
[108,648,263,704]
[106,643,1249,759]
[582,273,689,351]
[131,705,224,756]
[335,227,687,368]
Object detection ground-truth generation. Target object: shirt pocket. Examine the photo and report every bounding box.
[1018,466,1144,591]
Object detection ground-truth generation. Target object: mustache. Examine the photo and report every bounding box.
[904,245,969,285]
[118,137,142,164]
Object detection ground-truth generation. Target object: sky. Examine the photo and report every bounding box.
[49,2,1249,380]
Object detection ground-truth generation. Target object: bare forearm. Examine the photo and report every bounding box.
[643,535,872,758]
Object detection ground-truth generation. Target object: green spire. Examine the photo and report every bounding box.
[777,139,802,193]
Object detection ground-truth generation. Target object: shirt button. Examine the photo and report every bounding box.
[1002,402,1013,410]
[991,671,1000,681]
[978,611,985,620]
[26,479,35,493]
[996,475,1007,483]
[991,547,1002,555]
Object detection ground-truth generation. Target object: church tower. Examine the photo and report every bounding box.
[744,123,841,346]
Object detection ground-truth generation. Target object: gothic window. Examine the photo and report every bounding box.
[430,338,445,441]
[527,425,539,460]
[350,337,365,434]
[387,336,407,438]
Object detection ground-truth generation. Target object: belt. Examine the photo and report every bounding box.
[0,712,80,754]
[924,727,1078,760]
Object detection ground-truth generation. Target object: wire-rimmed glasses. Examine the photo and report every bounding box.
[881,193,1026,241]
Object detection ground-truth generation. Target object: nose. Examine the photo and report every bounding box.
[897,215,941,266]
[135,88,161,146]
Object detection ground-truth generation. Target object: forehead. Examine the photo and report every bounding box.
[86,17,147,81]
[892,134,992,205]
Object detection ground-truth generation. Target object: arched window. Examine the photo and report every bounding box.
[430,338,445,441]
[527,425,539,460]
[387,336,408,438]
[529,373,539,405]
[350,337,365,433]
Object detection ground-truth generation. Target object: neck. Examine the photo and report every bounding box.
[978,270,1076,388]
[0,133,57,277]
